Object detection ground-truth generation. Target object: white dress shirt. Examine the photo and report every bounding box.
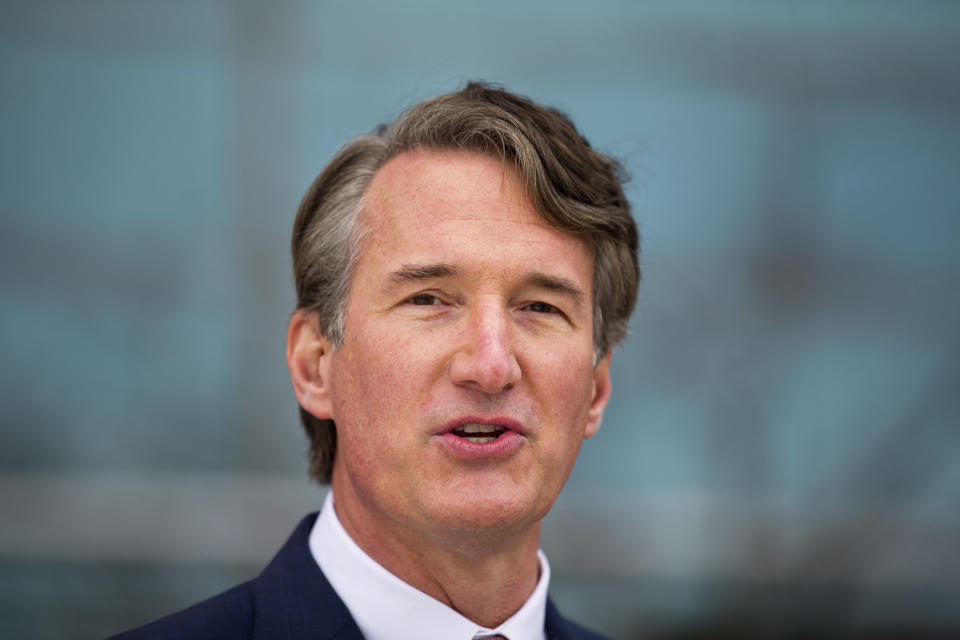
[309,491,549,640]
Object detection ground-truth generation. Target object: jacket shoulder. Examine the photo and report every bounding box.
[108,581,255,640]
[107,513,363,640]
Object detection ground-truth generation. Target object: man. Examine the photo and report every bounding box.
[113,82,639,640]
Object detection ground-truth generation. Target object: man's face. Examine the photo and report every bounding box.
[321,149,611,542]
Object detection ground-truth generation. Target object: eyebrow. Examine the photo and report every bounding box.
[387,263,459,285]
[385,264,586,306]
[524,272,586,307]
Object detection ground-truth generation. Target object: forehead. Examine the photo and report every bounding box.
[358,149,590,263]
[364,150,531,228]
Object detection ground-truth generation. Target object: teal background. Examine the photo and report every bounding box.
[2,1,959,638]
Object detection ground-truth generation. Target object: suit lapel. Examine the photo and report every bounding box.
[544,596,573,640]
[545,595,610,640]
[250,513,365,640]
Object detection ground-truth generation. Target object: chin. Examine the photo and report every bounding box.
[421,489,552,539]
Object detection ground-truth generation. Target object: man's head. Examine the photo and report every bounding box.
[288,82,639,491]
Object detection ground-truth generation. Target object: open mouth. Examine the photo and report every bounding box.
[451,423,508,444]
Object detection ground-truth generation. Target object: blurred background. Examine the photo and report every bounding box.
[2,1,959,638]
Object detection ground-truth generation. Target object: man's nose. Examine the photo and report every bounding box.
[449,300,522,395]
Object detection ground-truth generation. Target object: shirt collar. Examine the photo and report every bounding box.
[309,490,549,640]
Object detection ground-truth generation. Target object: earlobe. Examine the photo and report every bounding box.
[583,353,612,439]
[286,310,334,420]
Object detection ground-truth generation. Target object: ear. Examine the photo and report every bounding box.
[583,352,612,439]
[286,310,335,420]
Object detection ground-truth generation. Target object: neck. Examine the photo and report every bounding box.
[331,482,542,629]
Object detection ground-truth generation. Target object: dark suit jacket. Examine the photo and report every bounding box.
[110,513,609,640]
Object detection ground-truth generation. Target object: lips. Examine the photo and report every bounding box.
[434,416,526,458]
[440,416,525,438]
[451,423,507,443]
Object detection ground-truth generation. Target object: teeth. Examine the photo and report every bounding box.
[460,423,504,434]
[464,436,497,443]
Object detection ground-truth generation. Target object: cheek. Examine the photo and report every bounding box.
[538,343,596,404]
[329,348,408,491]
[549,363,598,443]
[331,324,436,441]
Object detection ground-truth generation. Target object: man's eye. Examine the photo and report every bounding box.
[525,301,559,314]
[409,293,441,305]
